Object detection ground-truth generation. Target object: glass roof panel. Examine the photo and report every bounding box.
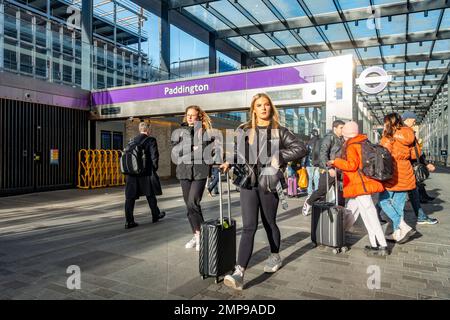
[257,57,278,66]
[381,44,406,57]
[424,74,443,81]
[303,0,336,15]
[348,20,377,39]
[432,40,450,54]
[406,61,427,69]
[297,53,316,62]
[384,63,405,71]
[274,31,301,47]
[320,23,350,42]
[250,33,280,50]
[209,1,253,28]
[317,51,334,59]
[269,0,307,19]
[407,41,433,55]
[238,0,279,24]
[440,9,450,31]
[357,47,380,59]
[428,60,449,68]
[298,27,325,46]
[184,5,230,31]
[379,15,407,37]
[408,10,440,34]
[337,0,371,10]
[372,1,407,7]
[277,55,296,64]
[228,36,263,53]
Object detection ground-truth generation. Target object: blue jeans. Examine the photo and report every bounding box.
[208,168,219,194]
[408,187,427,221]
[378,191,407,231]
[306,166,320,195]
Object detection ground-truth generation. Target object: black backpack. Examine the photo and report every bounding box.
[120,137,149,176]
[356,140,393,181]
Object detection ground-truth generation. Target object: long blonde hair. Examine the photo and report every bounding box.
[244,93,280,144]
[183,105,212,129]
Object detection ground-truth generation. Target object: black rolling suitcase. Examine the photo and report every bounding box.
[311,169,349,254]
[199,171,236,283]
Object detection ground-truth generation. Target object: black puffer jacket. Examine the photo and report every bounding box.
[172,123,210,181]
[233,123,307,193]
[318,132,344,169]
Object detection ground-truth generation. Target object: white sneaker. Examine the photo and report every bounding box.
[185,236,196,249]
[302,197,312,216]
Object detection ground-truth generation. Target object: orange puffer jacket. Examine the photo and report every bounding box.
[380,126,416,191]
[333,134,384,198]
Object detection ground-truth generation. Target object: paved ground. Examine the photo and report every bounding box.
[0,168,450,300]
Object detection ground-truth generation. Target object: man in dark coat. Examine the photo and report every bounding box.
[124,122,165,229]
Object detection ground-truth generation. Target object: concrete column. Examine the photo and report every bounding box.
[160,0,170,76]
[81,0,93,90]
[209,32,217,74]
[0,2,3,71]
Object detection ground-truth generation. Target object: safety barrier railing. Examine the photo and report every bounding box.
[77,149,125,189]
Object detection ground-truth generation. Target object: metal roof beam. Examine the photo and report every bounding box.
[217,0,450,39]
[247,29,450,58]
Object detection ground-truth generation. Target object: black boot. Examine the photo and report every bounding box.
[125,221,139,229]
[153,211,166,223]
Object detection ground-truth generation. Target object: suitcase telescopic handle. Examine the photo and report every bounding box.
[217,166,231,225]
[325,166,339,206]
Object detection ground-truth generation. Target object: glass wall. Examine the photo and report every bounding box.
[170,25,209,78]
[0,0,168,89]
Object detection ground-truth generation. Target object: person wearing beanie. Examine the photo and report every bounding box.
[402,112,439,225]
[327,121,390,256]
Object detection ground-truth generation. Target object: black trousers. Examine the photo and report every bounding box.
[238,186,281,269]
[306,171,344,206]
[125,194,161,224]
[180,179,207,233]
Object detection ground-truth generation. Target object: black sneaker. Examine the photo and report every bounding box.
[152,211,166,223]
[364,245,390,256]
[125,222,139,229]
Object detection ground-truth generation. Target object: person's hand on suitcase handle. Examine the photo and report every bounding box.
[326,160,336,178]
[219,162,230,173]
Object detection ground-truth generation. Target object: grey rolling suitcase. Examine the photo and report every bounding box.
[311,169,349,254]
[199,171,236,283]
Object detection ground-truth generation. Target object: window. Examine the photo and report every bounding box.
[101,130,112,149]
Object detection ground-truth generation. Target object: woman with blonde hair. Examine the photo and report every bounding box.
[172,105,212,251]
[220,93,307,290]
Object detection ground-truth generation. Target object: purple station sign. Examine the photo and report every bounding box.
[91,65,313,106]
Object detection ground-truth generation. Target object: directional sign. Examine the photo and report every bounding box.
[357,67,392,94]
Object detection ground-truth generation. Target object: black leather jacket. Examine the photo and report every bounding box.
[318,132,344,169]
[233,123,307,192]
[172,123,210,181]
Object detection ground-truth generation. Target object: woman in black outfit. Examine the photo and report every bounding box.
[172,105,212,252]
[220,93,307,290]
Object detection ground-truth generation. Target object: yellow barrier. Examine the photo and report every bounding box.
[77,149,125,189]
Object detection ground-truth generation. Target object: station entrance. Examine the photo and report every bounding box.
[89,55,359,179]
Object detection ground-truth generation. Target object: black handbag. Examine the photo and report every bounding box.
[231,162,254,189]
[412,141,429,184]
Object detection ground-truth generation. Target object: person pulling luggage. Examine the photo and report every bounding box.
[327,121,390,256]
[220,93,307,290]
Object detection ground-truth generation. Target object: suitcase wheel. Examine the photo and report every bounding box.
[341,246,348,253]
[215,277,220,284]
[201,275,207,280]
[332,248,340,254]
[312,242,317,248]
